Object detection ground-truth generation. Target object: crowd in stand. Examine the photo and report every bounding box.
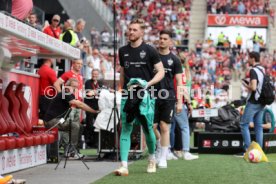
[207,0,272,15]
[206,0,275,26]
[107,0,192,47]
[189,40,276,109]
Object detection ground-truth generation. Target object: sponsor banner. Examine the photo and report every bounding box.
[192,108,218,118]
[0,12,80,59]
[207,14,268,27]
[265,141,276,147]
[0,145,46,174]
[202,139,242,148]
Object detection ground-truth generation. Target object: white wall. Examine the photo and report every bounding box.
[206,26,267,51]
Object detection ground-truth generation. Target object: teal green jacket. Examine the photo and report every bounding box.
[126,78,155,129]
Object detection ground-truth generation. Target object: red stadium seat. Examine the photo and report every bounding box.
[16,83,41,145]
[0,79,16,133]
[4,81,33,147]
[0,139,6,151]
[0,79,21,150]
[16,83,33,133]
[16,83,55,145]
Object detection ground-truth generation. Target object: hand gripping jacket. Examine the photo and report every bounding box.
[123,78,155,133]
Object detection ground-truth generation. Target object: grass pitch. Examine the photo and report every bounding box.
[93,154,276,184]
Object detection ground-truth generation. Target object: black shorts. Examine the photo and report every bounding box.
[154,100,175,124]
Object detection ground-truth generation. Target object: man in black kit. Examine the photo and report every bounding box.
[154,29,183,169]
[114,18,165,176]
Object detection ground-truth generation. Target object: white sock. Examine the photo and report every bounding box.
[161,147,168,161]
[148,154,156,161]
[122,161,128,168]
[156,139,161,149]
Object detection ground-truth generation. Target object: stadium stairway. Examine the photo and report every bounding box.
[58,0,113,39]
[268,0,276,53]
[188,0,207,51]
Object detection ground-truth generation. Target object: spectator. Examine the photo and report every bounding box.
[101,53,114,77]
[91,48,105,74]
[28,12,42,31]
[238,1,246,14]
[90,27,100,48]
[170,51,198,160]
[37,59,57,119]
[236,33,243,50]
[60,19,79,47]
[217,32,225,48]
[83,69,103,148]
[54,59,84,101]
[43,14,61,39]
[101,28,111,48]
[83,44,93,80]
[253,41,261,53]
[252,31,259,44]
[239,52,265,153]
[11,0,33,20]
[44,78,98,157]
[75,18,86,41]
[195,40,202,56]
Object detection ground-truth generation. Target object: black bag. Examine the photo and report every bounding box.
[207,105,240,132]
[255,67,275,105]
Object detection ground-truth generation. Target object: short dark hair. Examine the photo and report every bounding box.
[30,12,37,16]
[160,29,173,38]
[249,52,260,62]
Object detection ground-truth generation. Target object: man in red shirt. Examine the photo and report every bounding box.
[43,14,61,39]
[54,59,83,100]
[37,59,57,119]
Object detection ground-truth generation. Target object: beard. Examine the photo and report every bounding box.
[128,34,140,42]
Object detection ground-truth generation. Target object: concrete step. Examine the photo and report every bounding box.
[192,2,207,6]
[192,6,206,11]
[190,17,206,21]
[189,30,205,35]
[190,24,206,29]
[189,0,207,50]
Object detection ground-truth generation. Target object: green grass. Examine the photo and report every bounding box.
[93,154,276,184]
[80,149,98,156]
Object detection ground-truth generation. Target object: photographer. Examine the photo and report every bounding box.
[44,78,99,157]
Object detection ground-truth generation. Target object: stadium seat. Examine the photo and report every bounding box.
[0,79,16,133]
[16,83,55,145]
[0,79,22,150]
[0,109,8,135]
[4,81,34,147]
[0,139,6,150]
